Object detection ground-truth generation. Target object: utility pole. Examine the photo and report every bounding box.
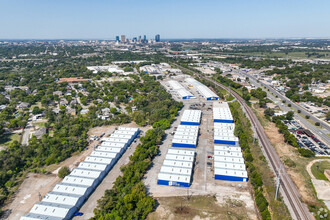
[275,165,282,200]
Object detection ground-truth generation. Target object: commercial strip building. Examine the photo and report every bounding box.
[168,80,195,99]
[212,102,248,182]
[185,78,219,100]
[21,127,139,220]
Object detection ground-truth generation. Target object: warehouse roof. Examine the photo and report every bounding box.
[70,168,102,179]
[52,183,89,196]
[167,148,195,156]
[163,159,193,169]
[160,165,192,176]
[21,213,63,220]
[42,191,81,206]
[84,156,113,165]
[78,162,108,171]
[91,150,118,158]
[157,173,191,183]
[62,176,96,187]
[213,155,245,164]
[214,161,246,171]
[165,154,194,162]
[29,201,75,219]
[214,168,248,178]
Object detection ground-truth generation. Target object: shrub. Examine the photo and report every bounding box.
[315,122,320,126]
[298,148,315,158]
[58,166,70,178]
[305,115,310,119]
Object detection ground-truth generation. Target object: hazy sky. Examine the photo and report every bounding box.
[0,0,329,39]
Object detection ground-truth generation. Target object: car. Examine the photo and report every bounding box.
[74,212,83,216]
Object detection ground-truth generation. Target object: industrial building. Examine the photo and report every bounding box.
[185,78,219,100]
[21,127,139,220]
[213,102,234,123]
[157,149,195,187]
[168,80,195,99]
[180,110,202,125]
[212,102,248,182]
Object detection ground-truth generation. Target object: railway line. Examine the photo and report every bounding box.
[172,63,313,220]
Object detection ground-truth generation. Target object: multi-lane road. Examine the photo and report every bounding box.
[172,63,313,220]
[241,71,330,146]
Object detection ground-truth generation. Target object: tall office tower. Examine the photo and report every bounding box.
[115,36,120,42]
[155,34,160,42]
[143,35,147,43]
[133,37,137,42]
[138,36,142,42]
[120,35,126,43]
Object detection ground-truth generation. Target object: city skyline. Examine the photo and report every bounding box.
[1,0,330,39]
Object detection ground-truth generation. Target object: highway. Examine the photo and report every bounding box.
[241,71,330,146]
[172,63,313,220]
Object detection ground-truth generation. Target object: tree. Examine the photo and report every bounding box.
[298,109,301,113]
[32,106,42,115]
[264,108,275,117]
[286,111,294,120]
[58,166,70,178]
[315,122,320,126]
[305,115,310,119]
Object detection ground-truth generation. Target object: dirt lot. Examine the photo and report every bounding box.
[3,122,149,220]
[148,195,256,220]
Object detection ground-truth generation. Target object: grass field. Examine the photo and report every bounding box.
[0,133,21,146]
[311,161,330,181]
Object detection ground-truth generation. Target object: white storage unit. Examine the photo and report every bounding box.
[78,162,110,173]
[213,122,235,130]
[25,201,77,220]
[84,156,115,167]
[158,148,195,188]
[91,150,118,159]
[214,145,241,152]
[100,142,127,149]
[97,146,124,155]
[62,176,98,188]
[213,104,234,123]
[176,125,199,131]
[69,168,105,181]
[101,137,130,145]
[174,131,198,137]
[214,150,243,158]
[214,168,248,182]
[117,127,139,133]
[53,183,92,198]
[157,173,191,187]
[173,135,197,141]
[23,127,141,220]
[167,149,195,157]
[42,191,85,208]
[214,161,246,171]
[180,110,202,125]
[214,155,245,164]
[214,135,239,145]
[163,159,193,169]
[172,138,197,148]
[160,166,192,176]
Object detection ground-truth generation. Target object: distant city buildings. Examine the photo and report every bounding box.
[120,35,126,43]
[155,34,160,42]
[115,36,120,42]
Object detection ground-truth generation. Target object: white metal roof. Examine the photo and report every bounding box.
[196,85,219,99]
[96,146,123,153]
[213,123,235,130]
[78,162,108,171]
[62,176,96,187]
[21,213,63,220]
[84,156,113,165]
[168,80,185,90]
[214,136,239,142]
[214,150,243,157]
[214,161,246,171]
[91,151,118,158]
[52,183,89,196]
[177,125,199,131]
[167,148,195,156]
[214,145,241,152]
[100,142,126,148]
[213,107,233,120]
[214,168,248,178]
[42,191,81,206]
[213,102,230,109]
[181,110,202,123]
[165,154,194,162]
[176,89,195,99]
[113,130,137,136]
[160,165,192,176]
[70,168,102,179]
[109,134,133,140]
[163,159,193,169]
[157,173,191,183]
[174,131,198,137]
[172,138,197,145]
[214,155,245,164]
[29,201,73,218]
[101,137,129,144]
[117,127,139,132]
[173,134,197,141]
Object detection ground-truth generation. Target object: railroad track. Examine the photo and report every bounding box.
[171,63,313,220]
